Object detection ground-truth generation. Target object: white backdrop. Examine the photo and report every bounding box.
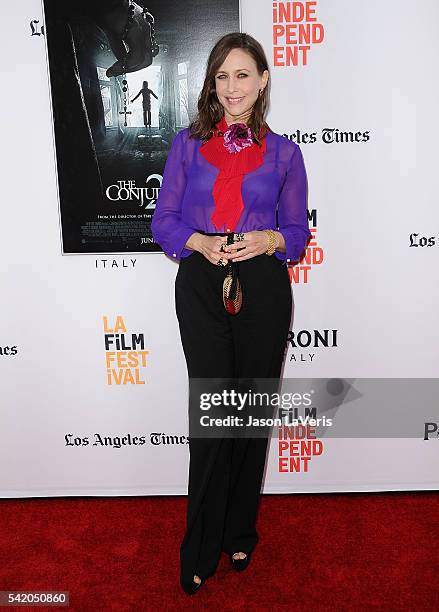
[1,0,438,498]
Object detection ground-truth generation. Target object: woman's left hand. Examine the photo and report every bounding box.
[223,231,279,262]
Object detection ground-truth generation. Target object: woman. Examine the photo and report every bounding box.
[151,32,311,594]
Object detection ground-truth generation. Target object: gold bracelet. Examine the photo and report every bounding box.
[263,229,278,256]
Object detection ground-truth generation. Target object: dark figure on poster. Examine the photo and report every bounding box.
[131,81,158,128]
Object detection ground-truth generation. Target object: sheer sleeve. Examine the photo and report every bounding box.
[151,130,196,260]
[275,143,312,265]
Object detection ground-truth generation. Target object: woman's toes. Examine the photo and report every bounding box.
[232,552,247,560]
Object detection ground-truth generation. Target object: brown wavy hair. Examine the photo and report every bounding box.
[188,32,271,146]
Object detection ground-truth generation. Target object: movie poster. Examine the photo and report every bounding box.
[42,0,240,253]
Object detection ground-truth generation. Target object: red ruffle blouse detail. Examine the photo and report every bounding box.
[199,115,267,232]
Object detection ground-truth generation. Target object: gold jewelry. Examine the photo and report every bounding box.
[217,257,226,266]
[263,229,278,256]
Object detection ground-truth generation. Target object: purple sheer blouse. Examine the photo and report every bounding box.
[151,127,312,265]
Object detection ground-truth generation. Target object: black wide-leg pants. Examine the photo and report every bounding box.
[175,248,292,582]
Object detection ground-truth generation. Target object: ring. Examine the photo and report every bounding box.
[234,233,244,242]
[220,242,227,253]
[217,258,225,266]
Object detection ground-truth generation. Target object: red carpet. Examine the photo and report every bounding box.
[0,492,437,611]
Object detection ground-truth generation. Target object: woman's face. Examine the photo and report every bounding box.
[214,48,268,126]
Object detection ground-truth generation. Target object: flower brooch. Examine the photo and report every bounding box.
[223,122,254,153]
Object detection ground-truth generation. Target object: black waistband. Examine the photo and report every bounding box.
[196,230,232,237]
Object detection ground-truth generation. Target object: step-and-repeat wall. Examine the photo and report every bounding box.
[1,0,438,498]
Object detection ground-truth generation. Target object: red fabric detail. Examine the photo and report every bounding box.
[199,115,267,231]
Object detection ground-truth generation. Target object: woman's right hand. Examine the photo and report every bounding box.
[186,233,233,266]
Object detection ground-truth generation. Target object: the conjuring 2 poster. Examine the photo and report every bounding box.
[42,0,239,253]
